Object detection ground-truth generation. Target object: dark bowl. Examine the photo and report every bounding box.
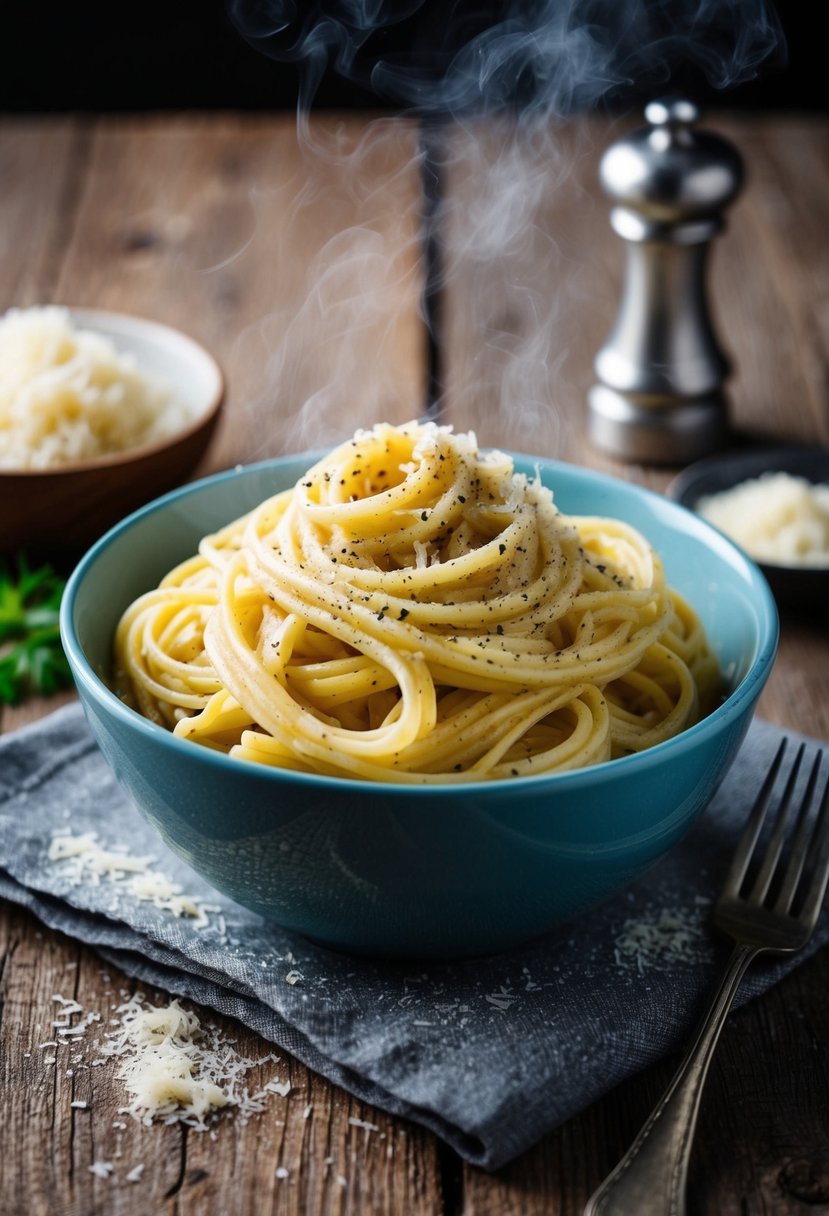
[668,446,829,611]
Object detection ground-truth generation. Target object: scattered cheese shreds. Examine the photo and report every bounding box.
[100,995,285,1131]
[348,1117,379,1132]
[48,833,153,880]
[47,831,217,927]
[614,907,706,973]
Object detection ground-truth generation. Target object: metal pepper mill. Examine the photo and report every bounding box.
[588,99,744,464]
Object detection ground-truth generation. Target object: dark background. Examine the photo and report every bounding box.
[0,1,819,113]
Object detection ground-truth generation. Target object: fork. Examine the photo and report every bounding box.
[585,738,829,1216]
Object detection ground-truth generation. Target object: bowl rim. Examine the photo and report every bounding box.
[0,307,225,478]
[61,450,779,798]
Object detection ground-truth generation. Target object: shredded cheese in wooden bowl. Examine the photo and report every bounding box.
[0,306,195,470]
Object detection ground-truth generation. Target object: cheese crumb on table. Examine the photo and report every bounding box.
[100,995,287,1130]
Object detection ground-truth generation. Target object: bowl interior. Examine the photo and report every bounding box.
[72,453,775,722]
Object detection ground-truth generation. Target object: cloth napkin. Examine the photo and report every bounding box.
[1,704,826,1170]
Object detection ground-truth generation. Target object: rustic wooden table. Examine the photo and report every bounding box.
[1,111,828,1216]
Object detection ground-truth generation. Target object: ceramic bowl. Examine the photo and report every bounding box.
[0,308,224,554]
[61,455,778,959]
[668,445,829,610]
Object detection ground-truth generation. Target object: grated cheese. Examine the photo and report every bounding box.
[48,833,153,881]
[47,831,217,927]
[33,987,293,1151]
[0,305,192,469]
[99,995,285,1131]
[697,471,829,567]
[348,1117,379,1132]
[614,907,706,973]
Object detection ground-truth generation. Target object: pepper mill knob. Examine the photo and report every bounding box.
[588,100,744,464]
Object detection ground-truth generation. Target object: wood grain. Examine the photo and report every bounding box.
[1,111,828,1216]
[0,902,441,1216]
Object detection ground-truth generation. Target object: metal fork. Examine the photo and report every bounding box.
[585,738,829,1216]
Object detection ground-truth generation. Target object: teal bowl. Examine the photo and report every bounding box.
[60,454,778,959]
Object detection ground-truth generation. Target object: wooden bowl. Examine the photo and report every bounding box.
[0,309,224,555]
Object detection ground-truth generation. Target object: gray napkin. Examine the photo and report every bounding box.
[1,703,826,1170]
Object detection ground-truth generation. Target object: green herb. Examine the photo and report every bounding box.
[0,555,72,705]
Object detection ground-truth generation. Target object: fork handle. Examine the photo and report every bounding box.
[584,943,760,1216]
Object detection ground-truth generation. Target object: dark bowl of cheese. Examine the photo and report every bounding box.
[668,446,829,610]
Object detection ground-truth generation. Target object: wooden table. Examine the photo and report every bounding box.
[1,111,828,1215]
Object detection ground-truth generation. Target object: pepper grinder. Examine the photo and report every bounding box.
[588,99,744,464]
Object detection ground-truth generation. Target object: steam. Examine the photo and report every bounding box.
[221,0,785,455]
[228,0,785,117]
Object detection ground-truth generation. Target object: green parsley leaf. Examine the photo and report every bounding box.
[0,554,72,705]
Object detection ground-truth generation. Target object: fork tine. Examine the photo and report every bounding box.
[774,749,824,914]
[797,762,829,929]
[749,742,806,903]
[722,737,787,898]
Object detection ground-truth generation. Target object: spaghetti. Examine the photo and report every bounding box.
[114,421,719,783]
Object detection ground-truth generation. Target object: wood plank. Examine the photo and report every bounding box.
[441,115,618,464]
[0,117,90,309]
[0,901,442,1216]
[712,116,829,446]
[45,114,426,472]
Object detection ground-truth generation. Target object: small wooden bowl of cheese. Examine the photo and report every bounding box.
[0,306,224,554]
[668,445,829,610]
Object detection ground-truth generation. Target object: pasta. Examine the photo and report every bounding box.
[114,421,720,783]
